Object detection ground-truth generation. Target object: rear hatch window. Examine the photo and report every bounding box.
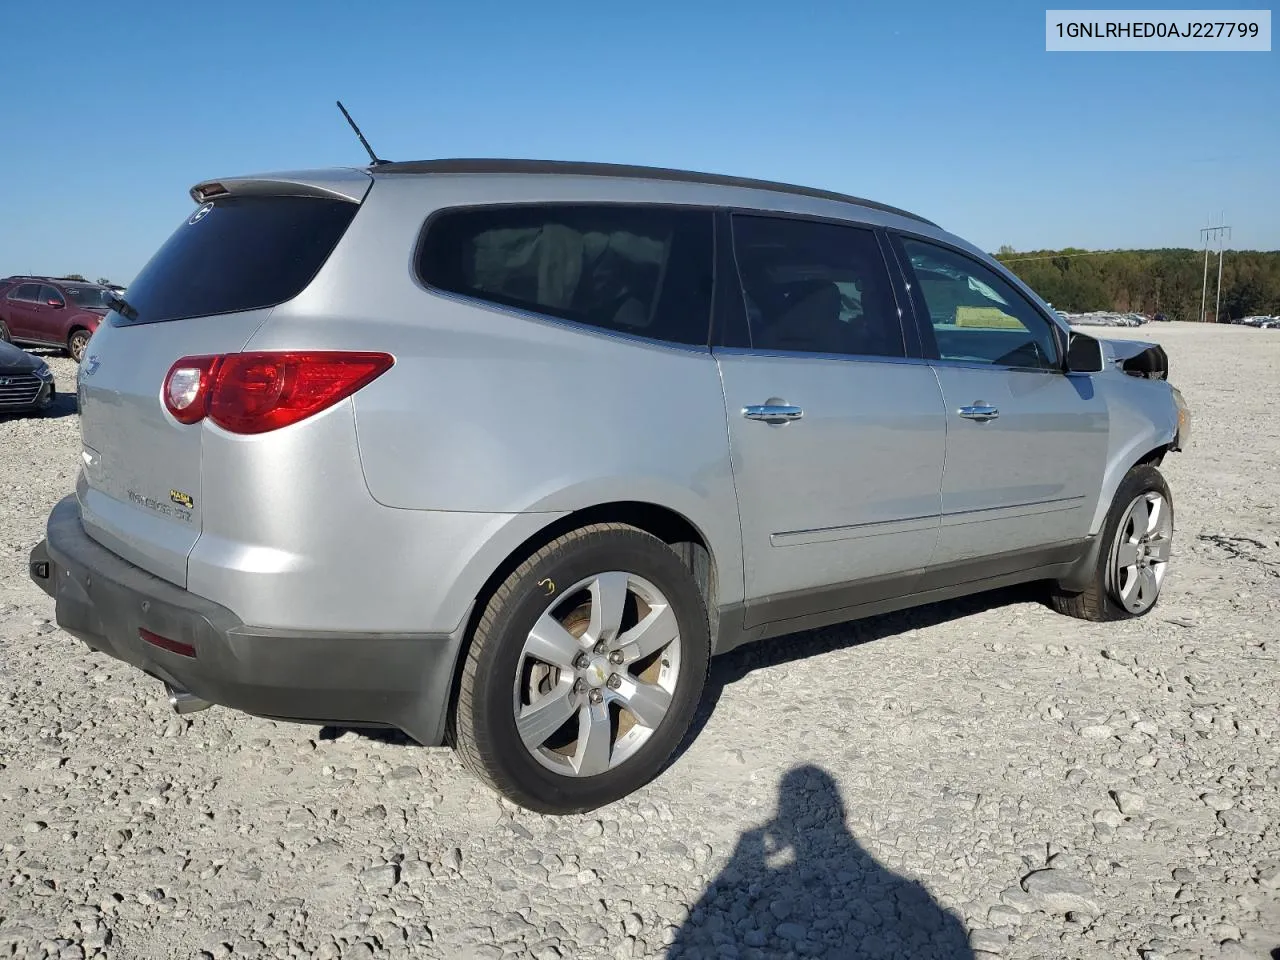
[115,195,358,326]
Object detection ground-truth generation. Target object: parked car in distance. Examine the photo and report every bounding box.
[28,159,1191,814]
[1239,315,1280,328]
[1062,310,1146,328]
[0,276,112,361]
[0,338,56,415]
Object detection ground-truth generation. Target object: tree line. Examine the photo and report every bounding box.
[993,247,1280,321]
[52,250,1280,323]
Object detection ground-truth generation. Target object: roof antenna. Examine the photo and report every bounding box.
[336,100,389,166]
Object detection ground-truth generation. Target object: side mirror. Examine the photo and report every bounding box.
[1066,331,1104,373]
[46,299,64,308]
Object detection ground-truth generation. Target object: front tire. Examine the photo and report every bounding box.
[1050,463,1173,621]
[453,523,710,814]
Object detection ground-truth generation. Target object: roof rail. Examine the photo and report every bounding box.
[1,275,102,284]
[371,158,936,226]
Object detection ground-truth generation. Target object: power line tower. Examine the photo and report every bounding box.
[1199,217,1231,322]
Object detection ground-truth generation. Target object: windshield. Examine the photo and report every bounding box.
[64,285,115,309]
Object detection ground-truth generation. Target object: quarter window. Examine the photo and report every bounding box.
[899,238,1059,370]
[418,205,714,347]
[730,216,905,358]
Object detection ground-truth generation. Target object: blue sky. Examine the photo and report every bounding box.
[2,0,1276,283]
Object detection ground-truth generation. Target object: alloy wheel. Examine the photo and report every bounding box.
[512,571,682,777]
[69,331,90,362]
[1108,491,1173,614]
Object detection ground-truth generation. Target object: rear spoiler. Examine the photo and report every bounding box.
[190,167,373,205]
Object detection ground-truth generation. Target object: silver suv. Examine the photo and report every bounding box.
[29,160,1190,814]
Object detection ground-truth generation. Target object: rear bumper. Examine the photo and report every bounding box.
[29,494,463,745]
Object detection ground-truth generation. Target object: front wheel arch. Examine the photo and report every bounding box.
[1059,442,1170,593]
[1136,443,1170,468]
[1086,427,1176,536]
[1050,463,1173,620]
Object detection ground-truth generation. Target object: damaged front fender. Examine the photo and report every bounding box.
[1100,338,1170,380]
[1170,385,1191,451]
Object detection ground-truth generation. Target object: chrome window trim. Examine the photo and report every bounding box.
[712,345,930,366]
[927,356,1066,376]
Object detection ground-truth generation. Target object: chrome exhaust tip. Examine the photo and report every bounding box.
[166,684,212,715]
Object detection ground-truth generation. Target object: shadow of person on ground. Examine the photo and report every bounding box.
[668,764,974,959]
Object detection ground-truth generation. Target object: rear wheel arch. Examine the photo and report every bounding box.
[443,501,719,744]
[481,502,717,617]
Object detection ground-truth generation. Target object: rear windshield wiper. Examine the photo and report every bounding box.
[107,294,139,322]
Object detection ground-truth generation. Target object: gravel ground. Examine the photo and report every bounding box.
[1,325,1277,960]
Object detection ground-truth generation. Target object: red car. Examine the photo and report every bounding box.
[0,276,112,362]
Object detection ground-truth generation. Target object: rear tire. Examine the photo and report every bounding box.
[453,523,710,814]
[1050,463,1173,621]
[0,321,11,343]
[68,328,90,362]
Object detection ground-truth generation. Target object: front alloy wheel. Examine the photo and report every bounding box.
[1107,491,1173,614]
[1049,462,1173,621]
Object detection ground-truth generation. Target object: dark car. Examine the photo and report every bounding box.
[0,276,111,362]
[0,338,56,415]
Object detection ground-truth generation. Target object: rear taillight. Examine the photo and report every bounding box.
[162,351,393,434]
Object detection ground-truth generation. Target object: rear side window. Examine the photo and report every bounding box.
[116,196,358,326]
[731,215,905,358]
[418,204,714,346]
[9,283,40,302]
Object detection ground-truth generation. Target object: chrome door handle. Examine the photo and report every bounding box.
[743,403,804,424]
[958,403,999,421]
